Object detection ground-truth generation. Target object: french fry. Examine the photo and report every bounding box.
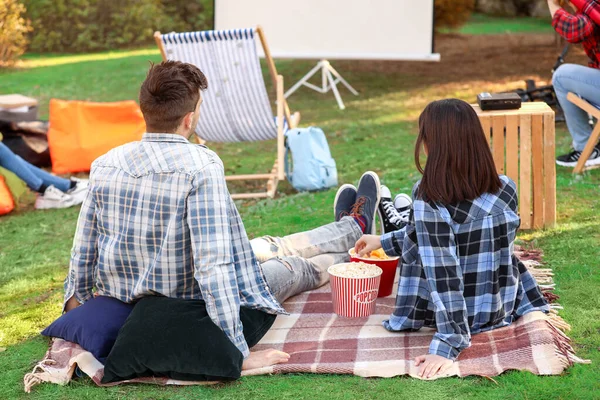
[350,248,390,260]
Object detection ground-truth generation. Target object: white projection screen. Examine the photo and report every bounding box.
[214,0,440,61]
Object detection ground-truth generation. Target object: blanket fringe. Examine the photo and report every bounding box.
[546,320,591,366]
[527,266,554,285]
[543,291,560,304]
[24,357,57,393]
[547,312,572,332]
[525,252,586,369]
[523,255,573,334]
[515,246,544,262]
[523,260,555,285]
[527,268,554,277]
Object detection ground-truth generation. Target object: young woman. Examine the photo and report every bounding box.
[355,99,550,379]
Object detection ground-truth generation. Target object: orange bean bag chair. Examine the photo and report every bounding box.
[48,99,146,174]
[0,176,15,215]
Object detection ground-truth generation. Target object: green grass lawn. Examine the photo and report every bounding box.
[1,29,599,399]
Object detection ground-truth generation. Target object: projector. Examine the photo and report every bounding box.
[477,92,522,111]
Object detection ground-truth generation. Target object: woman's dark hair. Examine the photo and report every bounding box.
[415,98,502,204]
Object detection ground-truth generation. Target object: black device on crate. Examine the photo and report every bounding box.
[477,92,522,111]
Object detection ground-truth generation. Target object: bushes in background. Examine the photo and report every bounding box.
[476,0,552,17]
[21,0,213,53]
[14,0,549,56]
[435,0,476,30]
[0,0,32,65]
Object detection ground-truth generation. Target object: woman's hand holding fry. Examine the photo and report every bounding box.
[354,235,383,257]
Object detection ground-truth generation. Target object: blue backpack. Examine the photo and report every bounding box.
[285,127,338,192]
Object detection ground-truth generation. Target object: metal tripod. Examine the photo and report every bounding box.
[284,59,358,110]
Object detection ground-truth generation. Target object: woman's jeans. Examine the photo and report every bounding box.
[553,63,600,151]
[0,142,70,192]
[251,217,363,304]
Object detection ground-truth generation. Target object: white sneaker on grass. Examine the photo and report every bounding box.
[67,178,89,205]
[556,144,600,167]
[35,186,77,210]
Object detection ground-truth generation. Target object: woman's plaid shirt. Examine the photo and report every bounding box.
[552,1,600,68]
[380,176,549,360]
[64,133,285,358]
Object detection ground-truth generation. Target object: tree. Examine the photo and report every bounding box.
[476,0,552,17]
[0,0,32,66]
[436,0,477,30]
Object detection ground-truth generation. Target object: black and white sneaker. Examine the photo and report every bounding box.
[34,186,77,210]
[378,186,412,234]
[394,193,413,222]
[590,141,600,167]
[556,145,600,167]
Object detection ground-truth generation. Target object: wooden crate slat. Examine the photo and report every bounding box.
[531,114,544,230]
[543,112,557,228]
[480,115,491,142]
[505,114,520,187]
[492,115,506,174]
[519,114,532,230]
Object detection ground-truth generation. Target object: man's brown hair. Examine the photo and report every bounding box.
[414,98,502,204]
[139,61,208,133]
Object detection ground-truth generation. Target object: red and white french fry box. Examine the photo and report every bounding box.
[349,247,400,298]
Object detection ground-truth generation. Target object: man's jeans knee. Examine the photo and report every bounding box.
[251,237,279,263]
[553,63,600,151]
[261,256,320,304]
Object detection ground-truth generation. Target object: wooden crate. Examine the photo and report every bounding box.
[472,103,556,230]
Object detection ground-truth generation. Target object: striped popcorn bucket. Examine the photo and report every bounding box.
[328,264,382,318]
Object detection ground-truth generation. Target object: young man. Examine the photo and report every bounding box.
[549,0,600,166]
[64,61,378,371]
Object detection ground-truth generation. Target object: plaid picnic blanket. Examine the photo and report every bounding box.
[24,249,589,392]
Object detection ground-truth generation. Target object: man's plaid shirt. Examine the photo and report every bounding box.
[380,176,549,360]
[553,1,600,68]
[64,133,285,358]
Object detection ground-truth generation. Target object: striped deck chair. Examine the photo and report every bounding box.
[154,27,300,199]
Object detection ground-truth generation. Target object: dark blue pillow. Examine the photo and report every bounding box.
[41,296,134,363]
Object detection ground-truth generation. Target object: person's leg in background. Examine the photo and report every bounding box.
[22,164,73,193]
[0,142,87,208]
[553,63,600,166]
[0,142,69,192]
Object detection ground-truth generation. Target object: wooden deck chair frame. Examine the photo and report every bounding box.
[567,92,600,174]
[154,26,300,200]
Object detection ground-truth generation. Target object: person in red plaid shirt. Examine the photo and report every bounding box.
[550,0,600,167]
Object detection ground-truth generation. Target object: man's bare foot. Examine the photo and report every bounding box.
[242,349,290,370]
